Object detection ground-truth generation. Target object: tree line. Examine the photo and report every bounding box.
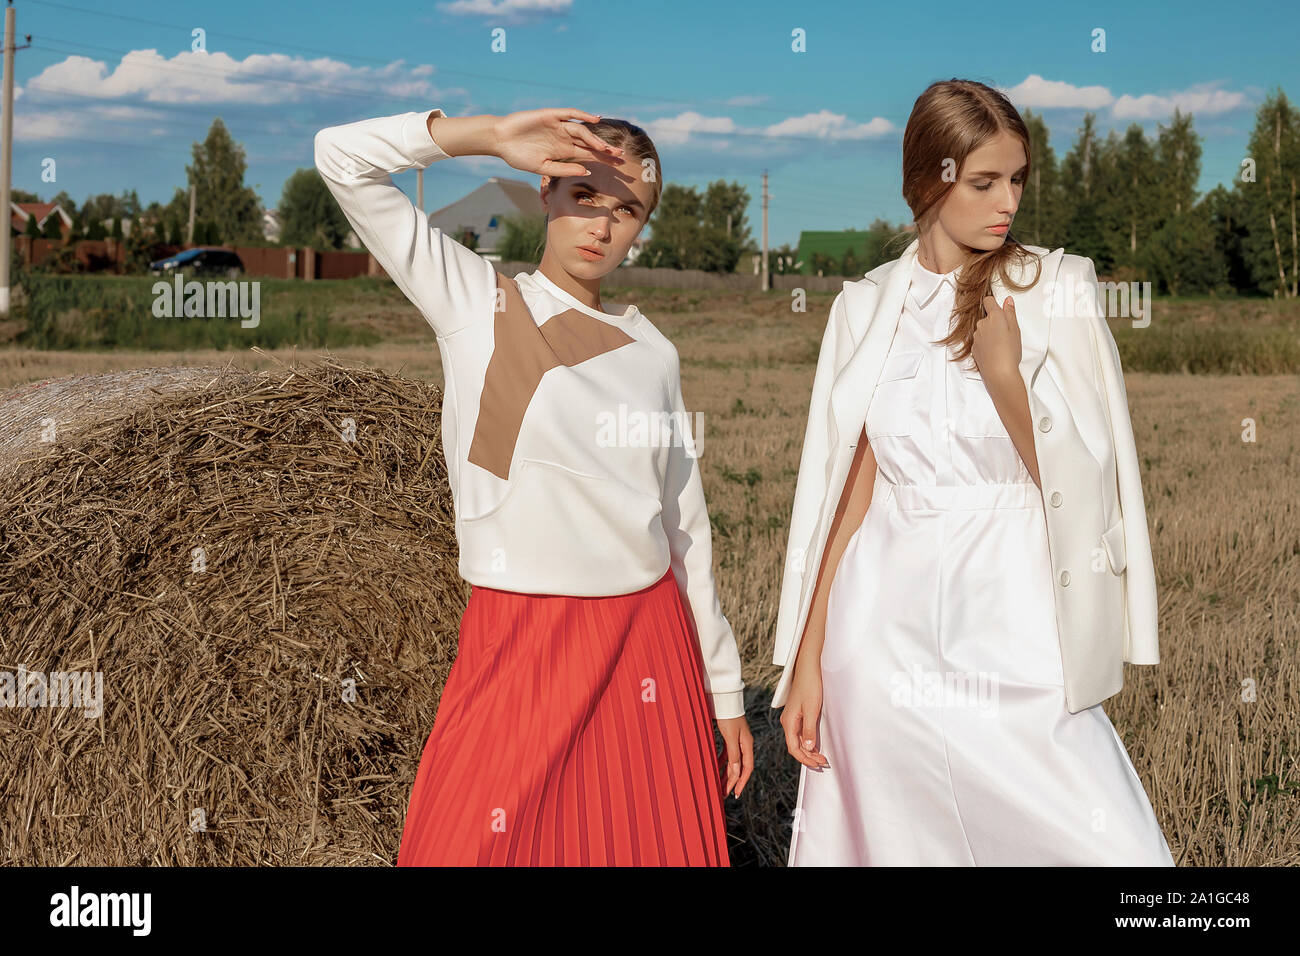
[23,87,1300,297]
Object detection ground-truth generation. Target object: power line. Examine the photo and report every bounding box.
[24,0,892,125]
[21,77,904,201]
[27,35,888,145]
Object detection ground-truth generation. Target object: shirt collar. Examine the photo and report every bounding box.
[909,257,960,310]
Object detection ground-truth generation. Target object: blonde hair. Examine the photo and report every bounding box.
[891,79,1044,363]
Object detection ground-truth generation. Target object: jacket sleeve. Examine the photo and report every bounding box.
[659,343,746,719]
[313,109,498,339]
[1081,257,1160,664]
[771,291,848,670]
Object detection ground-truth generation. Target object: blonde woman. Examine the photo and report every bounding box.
[771,79,1174,866]
[315,106,753,865]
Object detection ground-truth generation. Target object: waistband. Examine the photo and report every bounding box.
[881,480,1043,512]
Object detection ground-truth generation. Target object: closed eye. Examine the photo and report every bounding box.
[975,175,1026,191]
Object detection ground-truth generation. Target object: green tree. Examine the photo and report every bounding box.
[278,168,351,248]
[184,118,264,244]
[1235,88,1300,298]
[640,184,699,269]
[1015,108,1065,249]
[640,180,750,272]
[77,191,139,227]
[1156,108,1201,219]
[124,217,162,274]
[1058,113,1109,267]
[1104,124,1160,271]
[1140,205,1222,295]
[497,212,547,263]
[1204,184,1254,292]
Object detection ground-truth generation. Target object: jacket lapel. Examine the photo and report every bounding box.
[827,239,917,449]
[828,237,1064,448]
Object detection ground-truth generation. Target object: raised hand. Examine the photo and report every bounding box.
[491,107,625,179]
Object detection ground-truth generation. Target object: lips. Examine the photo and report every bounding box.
[577,245,605,261]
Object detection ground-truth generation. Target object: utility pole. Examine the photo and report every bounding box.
[760,170,769,291]
[0,1,32,316]
[186,184,195,245]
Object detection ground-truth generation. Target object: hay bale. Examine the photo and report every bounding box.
[0,365,236,481]
[0,359,467,865]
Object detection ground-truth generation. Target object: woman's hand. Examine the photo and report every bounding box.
[780,657,830,770]
[972,294,1022,384]
[715,715,754,798]
[975,294,1041,485]
[490,107,625,179]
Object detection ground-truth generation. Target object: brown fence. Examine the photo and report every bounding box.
[15,238,856,291]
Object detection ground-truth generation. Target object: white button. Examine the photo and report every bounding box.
[1038,416,1052,432]
[1059,570,1071,586]
[1049,491,1062,507]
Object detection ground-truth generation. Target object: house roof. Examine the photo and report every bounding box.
[426,176,542,255]
[11,201,73,232]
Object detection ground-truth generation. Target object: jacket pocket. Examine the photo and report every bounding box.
[865,350,923,439]
[1101,519,1126,575]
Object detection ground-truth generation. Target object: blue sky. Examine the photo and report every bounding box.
[9,0,1298,246]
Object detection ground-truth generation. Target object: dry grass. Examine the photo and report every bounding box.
[1,284,1296,865]
[0,358,468,865]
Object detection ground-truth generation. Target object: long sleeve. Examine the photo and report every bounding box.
[1082,257,1159,665]
[659,343,746,719]
[313,109,498,339]
[771,291,848,669]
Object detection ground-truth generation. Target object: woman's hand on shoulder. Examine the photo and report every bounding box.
[491,107,626,179]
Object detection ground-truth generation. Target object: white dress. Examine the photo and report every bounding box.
[788,258,1175,866]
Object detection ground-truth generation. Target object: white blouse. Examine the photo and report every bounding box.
[864,258,1033,488]
[314,110,744,718]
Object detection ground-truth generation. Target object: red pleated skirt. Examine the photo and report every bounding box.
[396,568,730,866]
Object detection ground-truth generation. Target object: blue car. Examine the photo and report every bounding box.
[149,247,244,278]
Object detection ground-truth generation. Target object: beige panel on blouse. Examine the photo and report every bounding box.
[467,273,638,480]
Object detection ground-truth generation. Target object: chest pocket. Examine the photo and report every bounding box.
[865,350,924,439]
[956,365,1011,438]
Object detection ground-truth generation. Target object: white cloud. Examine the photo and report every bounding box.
[637,111,739,147]
[1000,74,1114,109]
[436,0,573,20]
[1112,83,1248,119]
[21,49,448,106]
[763,109,894,140]
[1000,74,1250,121]
[12,48,461,141]
[634,108,893,149]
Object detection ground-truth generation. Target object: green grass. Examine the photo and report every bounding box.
[12,272,1300,373]
[15,273,381,351]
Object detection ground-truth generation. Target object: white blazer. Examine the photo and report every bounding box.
[770,237,1159,714]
